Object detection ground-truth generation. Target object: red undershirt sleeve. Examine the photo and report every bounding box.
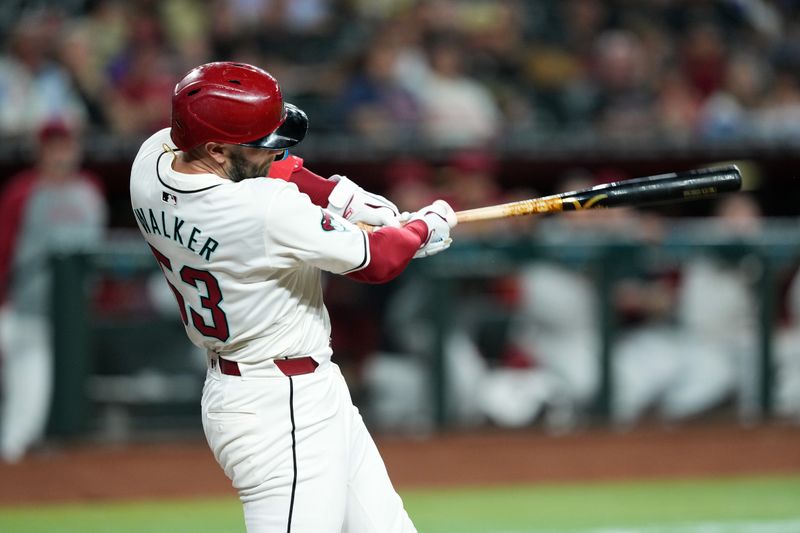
[346,220,428,284]
[269,155,427,283]
[268,155,336,207]
[289,167,336,207]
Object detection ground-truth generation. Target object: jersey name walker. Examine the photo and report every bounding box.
[129,128,369,366]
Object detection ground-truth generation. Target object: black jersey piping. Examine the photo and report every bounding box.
[156,150,223,194]
[342,229,369,274]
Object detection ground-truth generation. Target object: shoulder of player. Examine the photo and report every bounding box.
[133,128,174,164]
[238,175,303,197]
[235,177,317,221]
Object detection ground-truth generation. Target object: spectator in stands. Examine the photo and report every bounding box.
[654,68,702,139]
[106,8,176,135]
[457,1,534,134]
[406,33,502,148]
[2,0,800,145]
[157,0,212,74]
[697,51,768,140]
[681,21,729,101]
[55,0,133,131]
[57,21,114,130]
[754,68,800,140]
[107,42,176,134]
[261,0,336,36]
[337,40,422,145]
[0,13,87,135]
[79,0,130,70]
[557,0,609,58]
[589,30,656,138]
[0,120,107,462]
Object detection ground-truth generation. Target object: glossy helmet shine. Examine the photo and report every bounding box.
[170,62,308,152]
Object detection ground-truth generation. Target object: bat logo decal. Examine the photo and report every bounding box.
[566,194,608,210]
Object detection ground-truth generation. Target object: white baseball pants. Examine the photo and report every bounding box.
[202,359,417,533]
[0,308,52,463]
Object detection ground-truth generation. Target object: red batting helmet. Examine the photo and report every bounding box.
[170,62,308,152]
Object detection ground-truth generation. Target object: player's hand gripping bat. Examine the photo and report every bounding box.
[357,165,742,231]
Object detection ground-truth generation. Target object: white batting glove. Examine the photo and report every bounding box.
[327,175,401,228]
[407,200,457,258]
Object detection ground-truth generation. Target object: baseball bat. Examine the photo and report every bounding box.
[454,165,742,224]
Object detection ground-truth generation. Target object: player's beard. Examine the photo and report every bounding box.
[227,150,270,183]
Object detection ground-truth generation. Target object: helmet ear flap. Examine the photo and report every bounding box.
[171,118,185,145]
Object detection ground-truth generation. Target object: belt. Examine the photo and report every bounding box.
[217,356,319,377]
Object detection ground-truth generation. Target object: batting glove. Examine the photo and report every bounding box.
[327,175,401,228]
[407,199,457,258]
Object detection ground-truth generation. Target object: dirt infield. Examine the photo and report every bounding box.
[1,423,799,505]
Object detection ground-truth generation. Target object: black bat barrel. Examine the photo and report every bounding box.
[558,165,743,211]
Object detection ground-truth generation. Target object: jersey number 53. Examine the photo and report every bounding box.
[149,244,230,341]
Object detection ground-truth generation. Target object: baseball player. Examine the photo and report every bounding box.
[129,62,456,532]
[0,120,106,462]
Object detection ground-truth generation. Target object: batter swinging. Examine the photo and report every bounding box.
[129,62,455,532]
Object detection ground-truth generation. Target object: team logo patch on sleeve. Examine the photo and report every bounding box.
[320,209,346,232]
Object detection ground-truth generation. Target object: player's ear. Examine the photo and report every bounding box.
[204,142,228,165]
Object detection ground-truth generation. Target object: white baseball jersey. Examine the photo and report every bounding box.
[131,128,418,533]
[129,128,369,367]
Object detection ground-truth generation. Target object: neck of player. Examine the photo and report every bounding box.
[173,152,230,180]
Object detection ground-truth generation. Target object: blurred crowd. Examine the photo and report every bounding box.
[3,0,800,147]
[362,180,800,434]
[2,0,800,458]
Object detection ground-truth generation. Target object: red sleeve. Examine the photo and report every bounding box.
[0,172,38,303]
[347,220,428,284]
[268,155,304,180]
[267,155,335,207]
[288,167,336,207]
